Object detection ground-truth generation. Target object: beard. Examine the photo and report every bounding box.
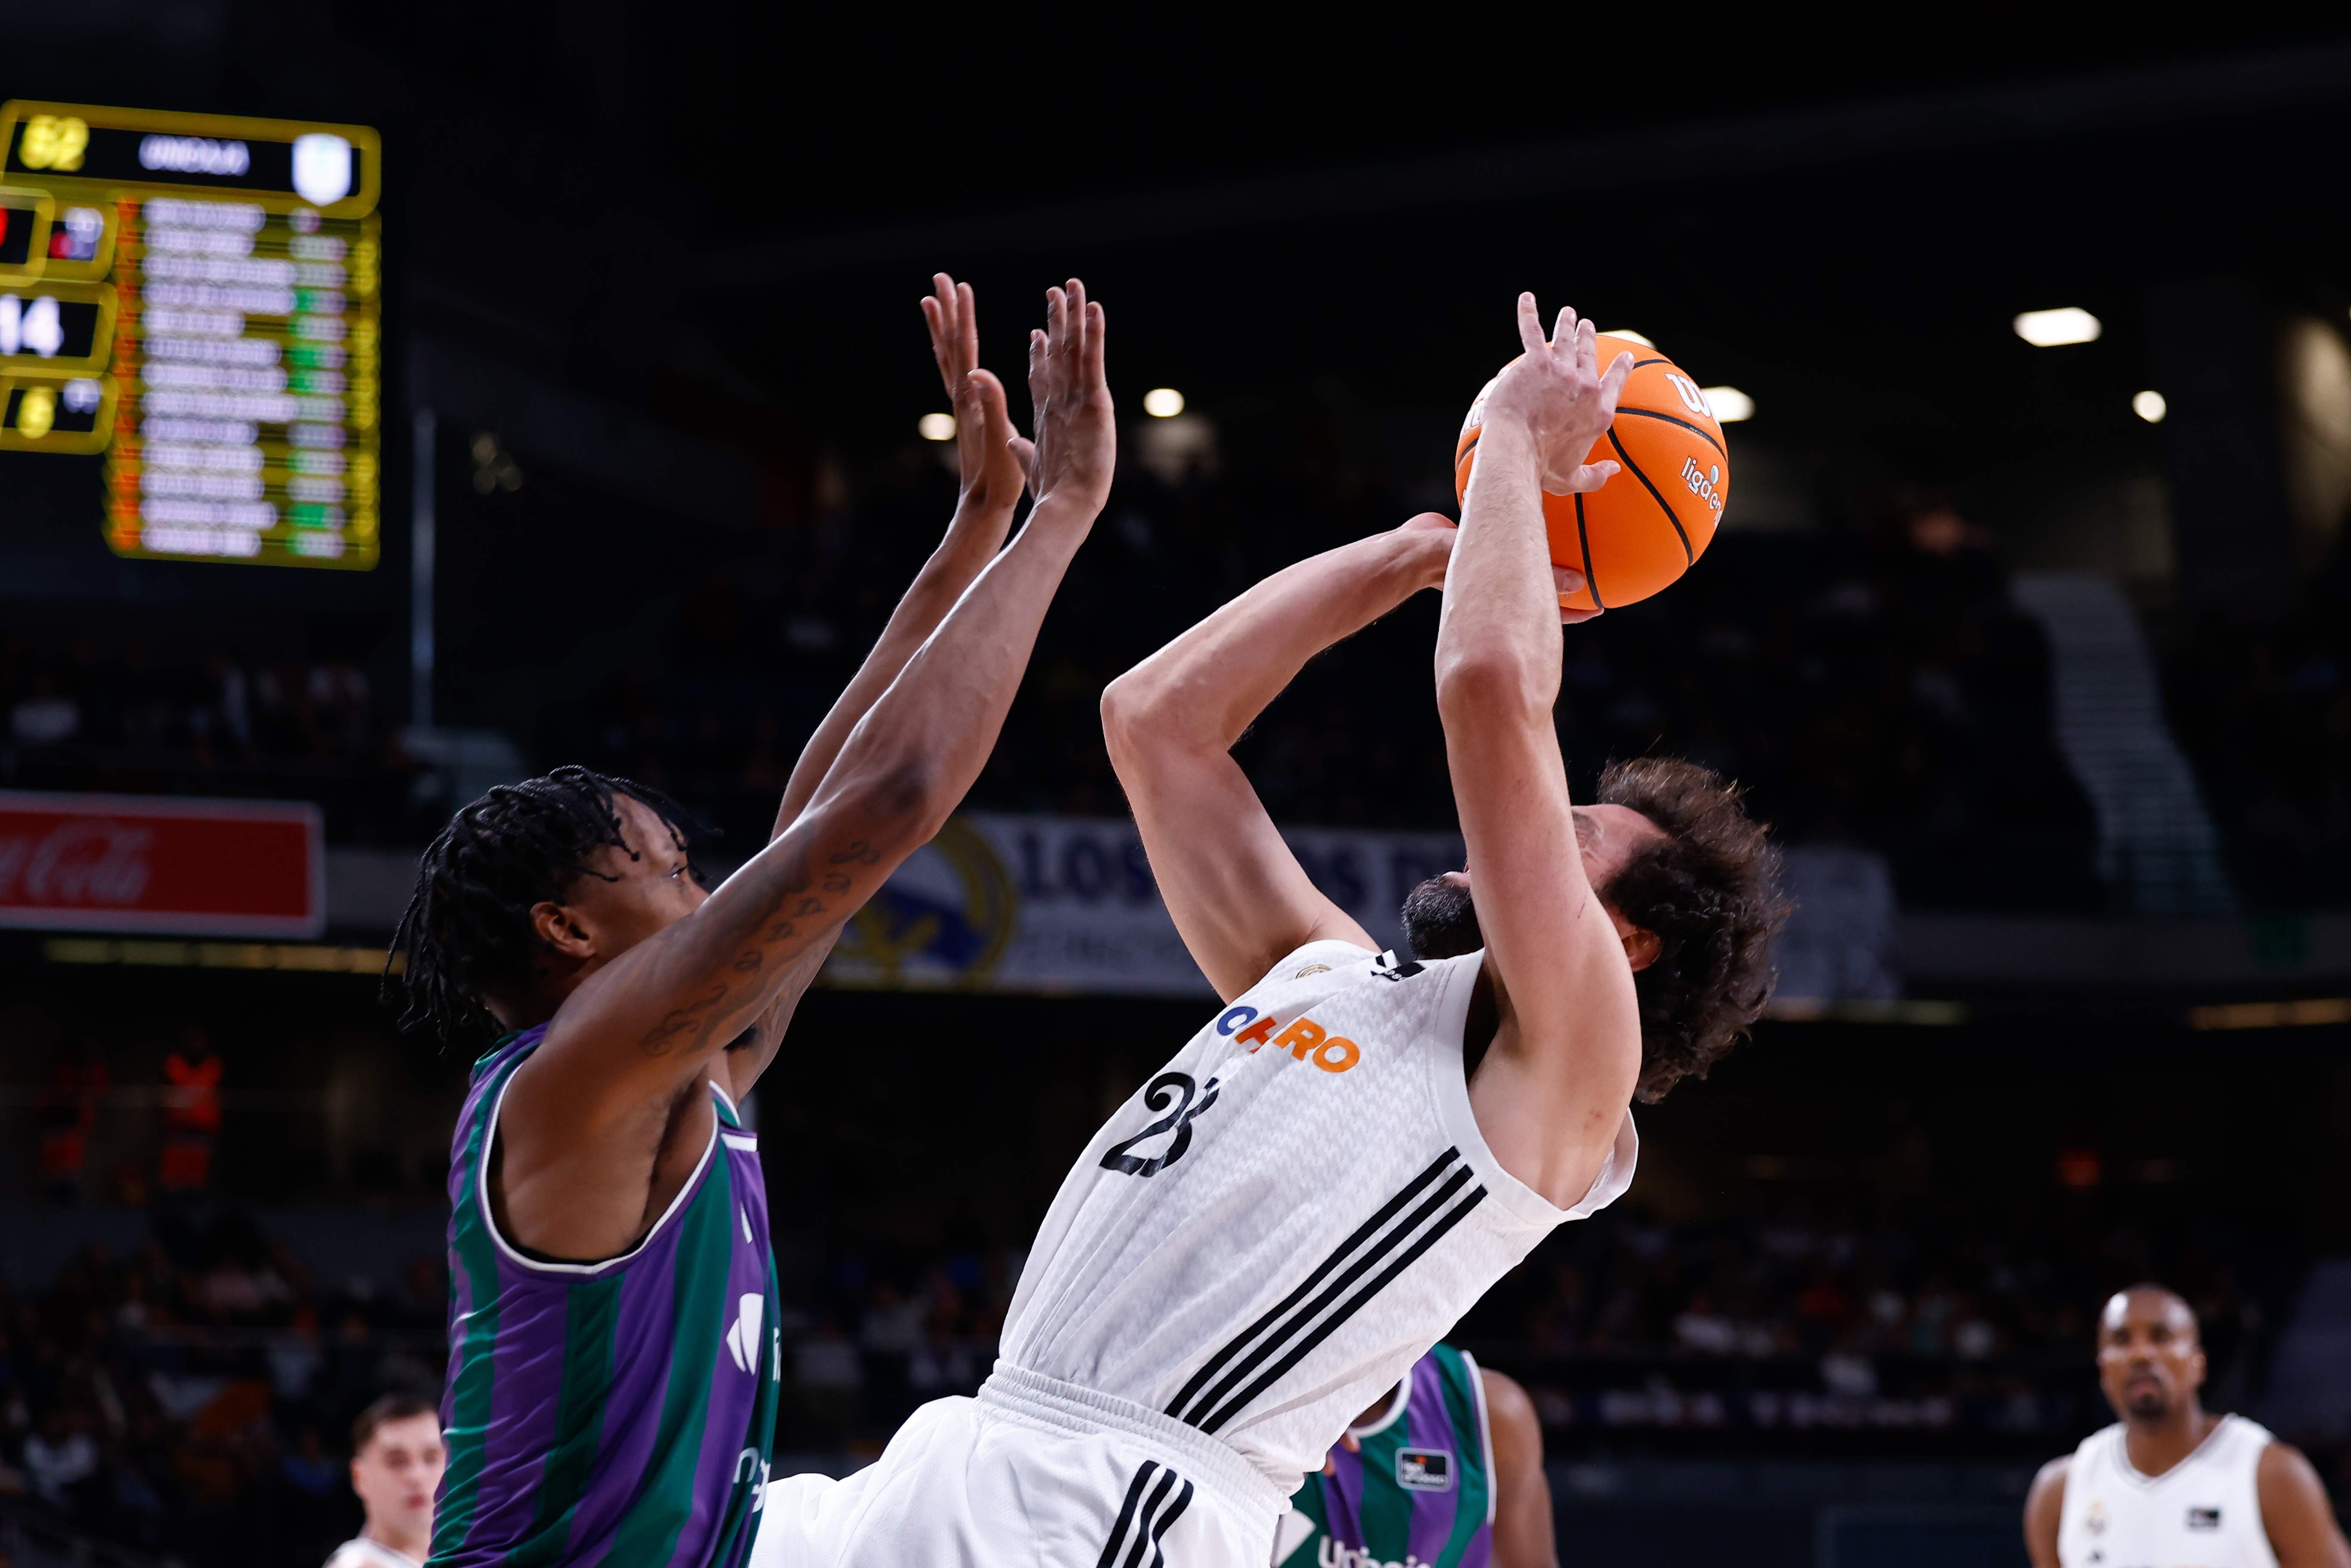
[1400,876,1484,960]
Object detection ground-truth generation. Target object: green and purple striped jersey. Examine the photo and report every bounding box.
[1273,1344,1494,1568]
[431,1026,778,1568]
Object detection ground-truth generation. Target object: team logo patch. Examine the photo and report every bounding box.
[2187,1506,2221,1530]
[1395,1448,1453,1492]
[1293,963,1332,978]
[2085,1499,2107,1535]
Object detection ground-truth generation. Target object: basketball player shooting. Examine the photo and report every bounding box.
[753,297,1780,1567]
[384,275,1114,1568]
[2024,1284,2348,1568]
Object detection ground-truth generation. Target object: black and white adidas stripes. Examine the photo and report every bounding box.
[1163,1147,1488,1435]
[1095,1459,1194,1568]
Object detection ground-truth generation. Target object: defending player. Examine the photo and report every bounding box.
[2024,1284,2348,1568]
[1273,1345,1555,1568]
[386,275,1114,1568]
[757,297,1780,1565]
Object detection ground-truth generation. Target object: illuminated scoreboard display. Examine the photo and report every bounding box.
[0,102,382,569]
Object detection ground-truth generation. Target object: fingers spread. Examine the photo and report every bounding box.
[1552,305,1577,355]
[1599,349,1635,410]
[921,294,947,364]
[1515,292,1547,358]
[969,369,1012,441]
[1082,300,1106,392]
[1574,317,1598,379]
[1567,459,1620,494]
[956,280,977,369]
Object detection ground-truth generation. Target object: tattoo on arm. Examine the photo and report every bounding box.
[628,834,878,1061]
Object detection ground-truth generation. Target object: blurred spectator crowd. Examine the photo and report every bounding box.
[0,630,418,844]
[566,453,2104,911]
[1456,1183,2286,1461]
[0,1213,442,1568]
[2160,560,2351,908]
[4,1179,2317,1564]
[18,434,2351,916]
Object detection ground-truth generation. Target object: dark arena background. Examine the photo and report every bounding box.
[5,12,2351,1567]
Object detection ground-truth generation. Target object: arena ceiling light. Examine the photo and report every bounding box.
[917,412,955,441]
[1142,388,1185,418]
[1703,386,1755,423]
[2133,390,2167,424]
[2013,307,2102,347]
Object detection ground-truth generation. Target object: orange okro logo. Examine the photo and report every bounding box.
[1215,1003,1361,1073]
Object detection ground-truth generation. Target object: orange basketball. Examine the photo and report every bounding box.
[1452,335,1729,613]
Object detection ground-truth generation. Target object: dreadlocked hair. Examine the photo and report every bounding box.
[383,765,706,1048]
[1595,756,1790,1103]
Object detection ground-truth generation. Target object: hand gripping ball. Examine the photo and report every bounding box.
[1453,335,1730,613]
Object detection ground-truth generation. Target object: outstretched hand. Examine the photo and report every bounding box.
[1023,279,1115,522]
[1398,511,1604,623]
[1480,293,1632,500]
[921,274,1031,522]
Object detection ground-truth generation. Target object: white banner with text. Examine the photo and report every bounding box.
[818,812,1894,1004]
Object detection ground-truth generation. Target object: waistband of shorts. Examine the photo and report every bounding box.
[978,1360,1289,1522]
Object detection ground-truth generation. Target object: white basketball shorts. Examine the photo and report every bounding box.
[750,1363,1287,1567]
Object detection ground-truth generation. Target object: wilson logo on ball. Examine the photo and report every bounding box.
[1454,333,1730,613]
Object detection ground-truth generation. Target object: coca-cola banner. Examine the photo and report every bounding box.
[0,791,324,937]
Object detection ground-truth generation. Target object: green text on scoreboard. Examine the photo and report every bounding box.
[0,102,381,569]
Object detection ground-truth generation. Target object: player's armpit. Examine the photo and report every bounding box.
[1480,1369,1557,1568]
[2021,1456,2068,1568]
[2258,1441,2351,1568]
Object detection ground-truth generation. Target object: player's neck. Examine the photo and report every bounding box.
[364,1519,429,1562]
[2122,1403,2221,1478]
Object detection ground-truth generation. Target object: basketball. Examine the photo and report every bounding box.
[1453,335,1731,612]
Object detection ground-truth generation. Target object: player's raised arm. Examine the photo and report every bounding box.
[1102,522,1490,997]
[1435,294,1639,1206]
[773,274,1034,838]
[725,275,1035,1093]
[505,281,1112,1256]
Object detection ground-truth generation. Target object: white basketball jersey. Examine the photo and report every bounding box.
[324,1539,423,1568]
[2057,1414,2277,1568]
[1000,940,1637,1497]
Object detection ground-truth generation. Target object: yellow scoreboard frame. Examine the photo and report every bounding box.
[0,102,384,570]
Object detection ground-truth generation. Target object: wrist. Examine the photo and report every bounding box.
[1473,412,1540,464]
[1020,494,1099,545]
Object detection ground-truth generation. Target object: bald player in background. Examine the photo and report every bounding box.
[2025,1284,2349,1568]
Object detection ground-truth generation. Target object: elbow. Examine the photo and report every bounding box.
[1100,671,1159,768]
[833,754,947,854]
[1435,650,1555,725]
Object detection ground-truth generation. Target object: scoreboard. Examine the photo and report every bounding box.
[0,102,382,570]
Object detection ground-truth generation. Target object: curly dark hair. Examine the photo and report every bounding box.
[1596,756,1789,1102]
[382,765,703,1048]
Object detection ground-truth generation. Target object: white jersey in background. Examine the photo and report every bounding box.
[1003,941,1634,1497]
[324,1538,421,1568]
[757,940,1635,1566]
[2058,1414,2279,1568]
